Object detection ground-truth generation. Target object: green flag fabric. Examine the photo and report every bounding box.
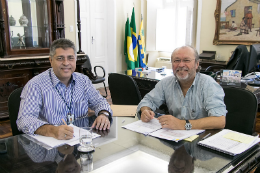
[124,17,135,70]
[130,7,139,68]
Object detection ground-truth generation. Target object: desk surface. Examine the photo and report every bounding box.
[0,117,259,173]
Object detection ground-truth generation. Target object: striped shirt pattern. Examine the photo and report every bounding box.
[18,136,63,163]
[17,68,112,135]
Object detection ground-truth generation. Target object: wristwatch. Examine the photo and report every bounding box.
[185,120,192,130]
[98,111,110,117]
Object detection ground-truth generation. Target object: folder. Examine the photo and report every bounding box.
[111,105,137,117]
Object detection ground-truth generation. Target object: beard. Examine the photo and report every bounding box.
[175,67,190,81]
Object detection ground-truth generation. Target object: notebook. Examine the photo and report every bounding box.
[198,129,260,156]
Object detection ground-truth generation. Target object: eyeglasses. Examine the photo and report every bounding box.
[55,56,76,62]
[173,59,195,64]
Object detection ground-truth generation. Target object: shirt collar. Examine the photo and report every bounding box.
[50,68,75,87]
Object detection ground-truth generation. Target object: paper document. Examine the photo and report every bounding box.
[122,119,204,142]
[27,124,101,148]
[111,105,137,117]
[198,129,260,156]
[122,119,162,135]
[184,135,199,142]
[150,129,204,142]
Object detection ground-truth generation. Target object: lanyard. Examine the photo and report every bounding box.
[55,83,74,115]
[49,70,74,115]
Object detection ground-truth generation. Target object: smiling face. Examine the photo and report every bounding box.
[171,47,199,83]
[49,48,76,86]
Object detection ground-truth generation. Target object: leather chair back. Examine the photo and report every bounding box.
[223,87,257,135]
[108,73,142,105]
[227,45,249,76]
[8,87,24,136]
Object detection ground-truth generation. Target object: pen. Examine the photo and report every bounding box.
[62,118,75,137]
[202,133,211,140]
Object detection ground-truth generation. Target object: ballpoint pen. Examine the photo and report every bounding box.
[202,133,211,140]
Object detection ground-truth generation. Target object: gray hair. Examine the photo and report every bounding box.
[49,38,77,59]
[171,45,201,72]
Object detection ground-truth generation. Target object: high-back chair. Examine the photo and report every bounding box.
[223,87,258,135]
[205,45,250,77]
[82,55,107,98]
[8,87,24,136]
[108,73,142,105]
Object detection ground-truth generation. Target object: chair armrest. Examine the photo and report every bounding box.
[214,71,221,80]
[94,66,106,78]
[252,132,258,136]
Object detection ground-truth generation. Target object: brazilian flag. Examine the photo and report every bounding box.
[130,7,139,68]
[124,17,135,70]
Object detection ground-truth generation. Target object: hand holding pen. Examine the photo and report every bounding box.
[61,118,75,139]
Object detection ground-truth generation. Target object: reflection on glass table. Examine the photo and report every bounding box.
[0,117,260,173]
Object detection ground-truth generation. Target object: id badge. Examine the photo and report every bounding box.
[68,114,74,124]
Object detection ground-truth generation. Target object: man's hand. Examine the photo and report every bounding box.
[141,109,155,122]
[158,115,185,130]
[35,124,74,140]
[91,114,110,130]
[54,125,74,140]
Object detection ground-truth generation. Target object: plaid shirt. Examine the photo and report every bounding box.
[17,68,112,135]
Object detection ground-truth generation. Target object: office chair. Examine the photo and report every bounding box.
[108,73,142,105]
[223,87,257,135]
[206,45,249,77]
[8,87,24,136]
[82,55,107,98]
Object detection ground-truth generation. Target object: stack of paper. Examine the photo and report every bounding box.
[198,129,260,156]
[26,124,101,148]
[122,119,205,142]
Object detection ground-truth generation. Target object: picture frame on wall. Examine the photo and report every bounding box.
[213,0,260,45]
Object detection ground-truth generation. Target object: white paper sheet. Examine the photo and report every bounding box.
[149,129,205,142]
[122,119,162,135]
[122,119,204,142]
[28,124,101,148]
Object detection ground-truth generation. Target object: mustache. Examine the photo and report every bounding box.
[176,67,188,71]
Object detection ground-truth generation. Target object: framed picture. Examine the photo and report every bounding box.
[213,0,260,45]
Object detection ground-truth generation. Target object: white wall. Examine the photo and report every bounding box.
[107,0,117,73]
[64,0,77,44]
